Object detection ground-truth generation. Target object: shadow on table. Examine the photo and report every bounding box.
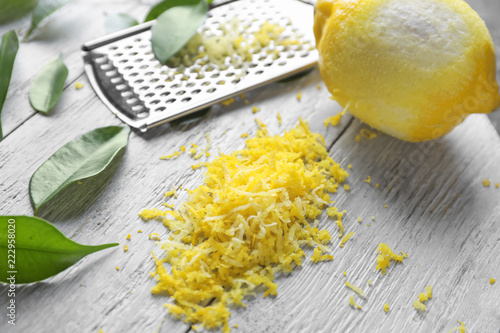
[35,150,125,222]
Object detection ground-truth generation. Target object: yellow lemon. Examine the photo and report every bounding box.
[314,0,500,141]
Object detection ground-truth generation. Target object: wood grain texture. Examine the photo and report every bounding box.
[1,0,500,333]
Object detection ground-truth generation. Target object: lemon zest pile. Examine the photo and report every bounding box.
[448,320,466,333]
[375,243,406,275]
[141,120,348,332]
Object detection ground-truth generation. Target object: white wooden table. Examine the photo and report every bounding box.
[1,1,500,332]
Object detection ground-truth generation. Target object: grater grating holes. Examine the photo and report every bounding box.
[84,0,317,128]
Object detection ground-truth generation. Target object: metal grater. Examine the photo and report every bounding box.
[82,0,318,132]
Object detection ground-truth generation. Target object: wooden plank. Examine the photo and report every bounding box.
[0,68,350,332]
[0,0,150,138]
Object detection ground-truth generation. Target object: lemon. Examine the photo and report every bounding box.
[314,0,500,141]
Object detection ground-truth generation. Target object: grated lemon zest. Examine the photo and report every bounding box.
[323,109,346,128]
[414,285,432,312]
[360,129,377,139]
[142,120,348,332]
[349,295,362,309]
[160,151,180,160]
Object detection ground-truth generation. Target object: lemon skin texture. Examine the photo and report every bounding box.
[314,0,500,141]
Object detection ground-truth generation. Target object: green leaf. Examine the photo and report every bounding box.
[145,0,202,22]
[28,55,68,114]
[24,0,71,40]
[0,30,19,142]
[0,216,118,284]
[0,0,39,24]
[29,126,131,214]
[151,0,207,63]
[105,13,139,34]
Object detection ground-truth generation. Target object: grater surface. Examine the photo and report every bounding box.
[82,0,318,131]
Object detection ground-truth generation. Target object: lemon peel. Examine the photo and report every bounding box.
[314,0,500,141]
